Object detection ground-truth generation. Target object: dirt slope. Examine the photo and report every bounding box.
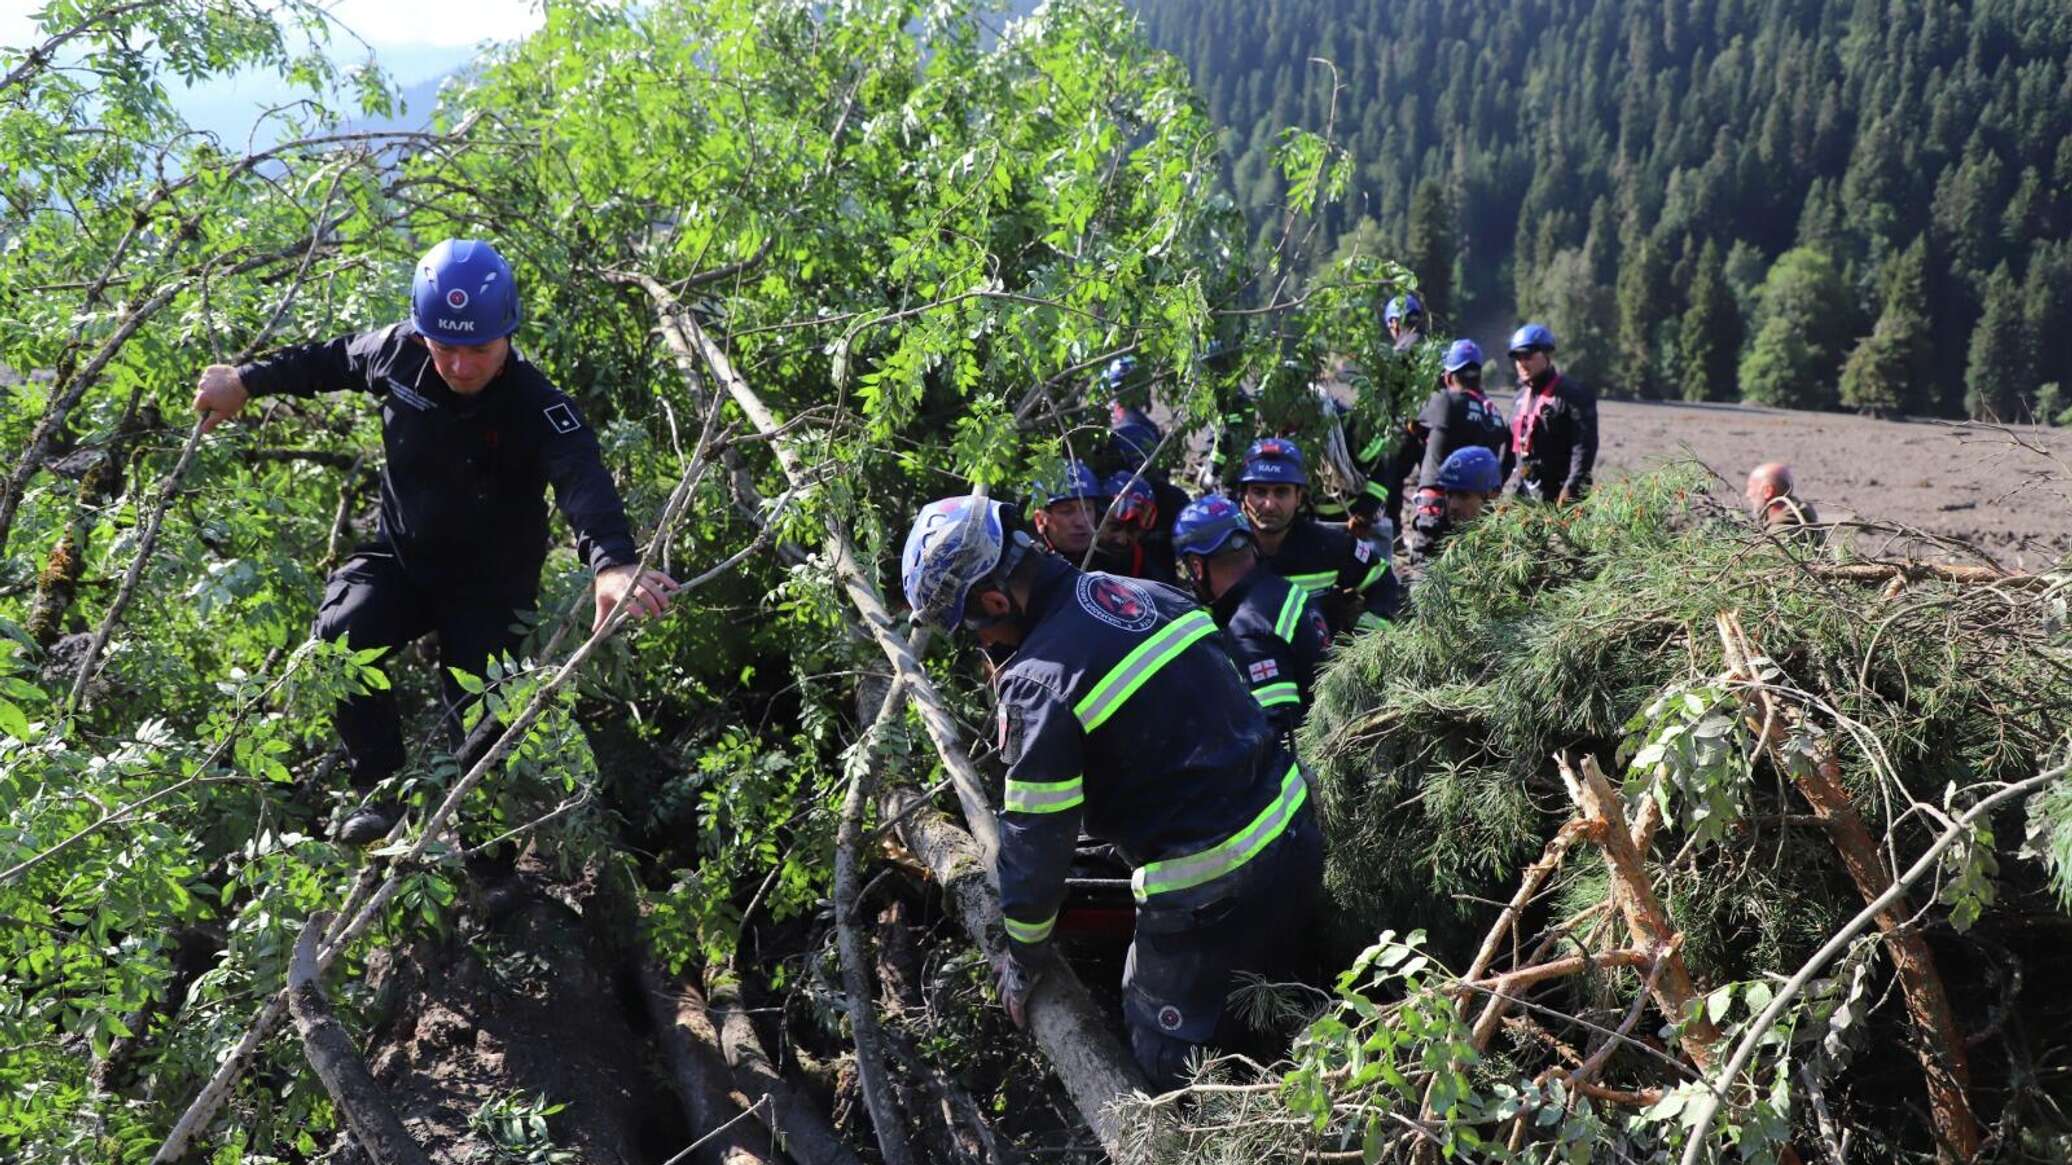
[1595,400,2072,569]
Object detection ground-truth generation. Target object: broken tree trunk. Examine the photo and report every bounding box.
[1716,611,1979,1162]
[834,675,918,1165]
[623,272,1150,1157]
[705,968,866,1165]
[617,269,999,863]
[285,914,430,1165]
[638,963,779,1165]
[883,784,1148,1159]
[1557,753,1722,1071]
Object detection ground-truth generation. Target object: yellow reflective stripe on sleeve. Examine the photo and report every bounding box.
[1283,571,1335,595]
[1357,611,1387,631]
[1363,479,1390,499]
[1359,435,1388,462]
[1003,912,1056,945]
[1272,585,1307,642]
[1361,561,1389,590]
[1132,763,1307,902]
[1003,776,1084,815]
[1253,681,1299,708]
[1072,610,1217,733]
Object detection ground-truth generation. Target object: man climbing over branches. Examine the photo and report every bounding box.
[189,239,680,844]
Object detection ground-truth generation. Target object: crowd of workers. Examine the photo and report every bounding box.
[904,295,1820,1089]
[195,243,1819,1095]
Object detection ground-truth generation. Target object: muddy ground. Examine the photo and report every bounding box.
[1594,400,2072,569]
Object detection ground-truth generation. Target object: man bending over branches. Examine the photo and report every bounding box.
[190,239,679,845]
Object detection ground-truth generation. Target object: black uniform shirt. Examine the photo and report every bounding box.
[238,322,639,588]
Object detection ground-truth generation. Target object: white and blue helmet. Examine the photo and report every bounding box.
[902,496,1011,630]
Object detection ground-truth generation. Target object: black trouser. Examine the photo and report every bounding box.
[1121,802,1325,1090]
[314,548,535,789]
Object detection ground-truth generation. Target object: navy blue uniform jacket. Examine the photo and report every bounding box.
[991,556,1298,959]
[238,323,639,588]
[1213,568,1330,738]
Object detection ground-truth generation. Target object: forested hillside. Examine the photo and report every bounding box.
[1135,0,2072,417]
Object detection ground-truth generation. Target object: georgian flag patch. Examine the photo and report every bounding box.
[1352,538,1374,563]
[1247,658,1279,683]
[543,402,582,434]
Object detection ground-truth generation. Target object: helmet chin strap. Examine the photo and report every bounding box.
[962,532,1037,636]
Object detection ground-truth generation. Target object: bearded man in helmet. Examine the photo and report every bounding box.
[190,239,678,845]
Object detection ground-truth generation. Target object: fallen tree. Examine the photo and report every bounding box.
[1121,466,2072,1162]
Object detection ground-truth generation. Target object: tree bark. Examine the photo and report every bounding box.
[637,963,779,1165]
[1557,753,1722,1071]
[704,969,866,1165]
[1717,611,1979,1162]
[285,914,430,1165]
[883,786,1149,1159]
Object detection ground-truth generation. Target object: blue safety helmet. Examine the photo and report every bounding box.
[1507,323,1557,356]
[1032,460,1103,507]
[1434,446,1503,494]
[1108,405,1163,465]
[411,239,521,345]
[1100,471,1159,529]
[1171,495,1254,558]
[1443,339,1484,373]
[1102,354,1140,393]
[902,496,1013,630]
[1238,437,1308,488]
[1384,293,1425,325]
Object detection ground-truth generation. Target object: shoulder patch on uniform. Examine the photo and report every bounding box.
[1352,538,1374,564]
[1075,574,1158,633]
[542,401,581,434]
[1247,658,1279,683]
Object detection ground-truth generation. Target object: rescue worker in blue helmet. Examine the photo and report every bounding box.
[1384,339,1509,530]
[190,239,678,845]
[1405,445,1505,565]
[1502,323,1598,504]
[1235,438,1402,634]
[1095,470,1177,586]
[1028,460,1104,565]
[1172,496,1331,741]
[902,496,1321,1090]
[1102,403,1191,557]
[1383,293,1426,348]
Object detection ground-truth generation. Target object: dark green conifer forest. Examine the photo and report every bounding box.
[1134,0,2072,416]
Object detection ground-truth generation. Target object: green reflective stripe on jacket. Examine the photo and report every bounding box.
[1272,585,1307,642]
[1357,611,1386,631]
[1072,610,1217,732]
[1004,912,1056,945]
[1004,776,1084,815]
[1360,561,1389,590]
[1360,434,1388,462]
[1283,570,1335,595]
[1363,479,1390,499]
[1132,763,1307,902]
[1253,681,1299,708]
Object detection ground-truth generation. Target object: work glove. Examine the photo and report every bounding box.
[990,949,1043,1030]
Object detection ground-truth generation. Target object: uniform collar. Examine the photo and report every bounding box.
[1212,564,1267,622]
